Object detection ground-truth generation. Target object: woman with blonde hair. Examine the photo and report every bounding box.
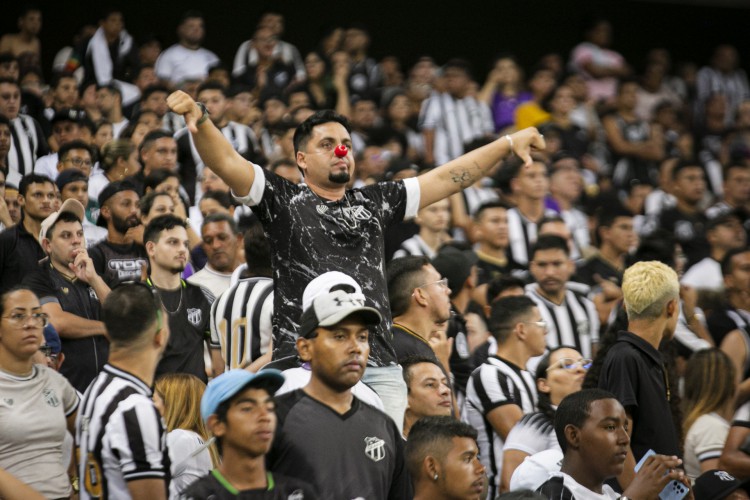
[154,373,218,499]
[682,348,736,479]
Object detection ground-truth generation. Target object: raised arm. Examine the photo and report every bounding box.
[417,128,544,209]
[166,91,257,197]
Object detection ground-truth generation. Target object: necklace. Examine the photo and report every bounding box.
[151,282,183,315]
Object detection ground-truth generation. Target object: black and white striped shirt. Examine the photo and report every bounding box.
[507,207,558,268]
[526,283,600,359]
[76,364,170,500]
[463,356,537,499]
[175,121,263,203]
[209,277,274,371]
[418,91,493,165]
[9,114,48,180]
[392,234,437,260]
[505,411,559,457]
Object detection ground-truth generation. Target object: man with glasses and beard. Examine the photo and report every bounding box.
[89,180,148,288]
[143,214,222,382]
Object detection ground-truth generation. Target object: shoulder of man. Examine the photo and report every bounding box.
[537,475,576,500]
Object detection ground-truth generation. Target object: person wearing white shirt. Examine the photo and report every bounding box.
[155,11,219,88]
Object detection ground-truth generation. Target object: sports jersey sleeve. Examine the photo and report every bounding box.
[231,163,271,208]
[689,415,729,463]
[57,370,80,416]
[468,364,517,413]
[362,177,421,228]
[108,399,168,482]
[599,351,640,409]
[208,296,222,349]
[387,423,411,500]
[504,413,556,455]
[733,401,750,428]
[89,244,106,276]
[418,94,442,131]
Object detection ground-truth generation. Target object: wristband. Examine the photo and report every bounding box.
[505,134,514,152]
[196,102,209,126]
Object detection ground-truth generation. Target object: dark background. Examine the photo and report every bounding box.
[2,0,749,81]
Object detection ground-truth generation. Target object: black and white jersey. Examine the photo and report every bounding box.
[89,240,149,289]
[148,279,214,383]
[268,389,410,500]
[526,283,600,359]
[507,207,558,268]
[537,473,619,500]
[391,234,437,260]
[182,470,316,499]
[175,122,264,204]
[209,277,274,371]
[76,364,170,500]
[8,114,48,179]
[418,91,494,165]
[504,411,559,457]
[463,356,538,499]
[234,164,420,366]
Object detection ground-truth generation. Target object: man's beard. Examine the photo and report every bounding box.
[329,171,350,184]
[112,214,139,234]
[168,264,185,274]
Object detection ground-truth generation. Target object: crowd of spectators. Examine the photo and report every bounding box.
[1,5,750,500]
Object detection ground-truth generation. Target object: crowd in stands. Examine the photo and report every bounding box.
[1,4,750,500]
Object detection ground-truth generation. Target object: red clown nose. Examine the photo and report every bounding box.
[334,145,348,157]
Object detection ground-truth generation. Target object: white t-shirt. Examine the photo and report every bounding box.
[681,257,724,292]
[0,364,79,498]
[187,265,233,298]
[684,412,729,480]
[155,44,219,84]
[167,428,213,499]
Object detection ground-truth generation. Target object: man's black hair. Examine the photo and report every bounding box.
[180,9,204,24]
[139,191,172,218]
[386,256,431,317]
[197,80,227,97]
[141,84,169,102]
[530,234,570,261]
[243,221,271,278]
[488,295,536,343]
[45,211,81,241]
[292,110,351,155]
[96,83,121,98]
[405,416,478,478]
[201,212,238,234]
[144,214,187,245]
[594,205,633,247]
[58,140,92,162]
[19,173,53,197]
[401,355,444,391]
[102,283,161,348]
[139,130,174,153]
[50,72,76,90]
[143,170,180,193]
[722,247,750,277]
[670,159,703,181]
[201,190,232,209]
[486,276,526,304]
[0,77,19,88]
[474,200,511,222]
[554,388,618,452]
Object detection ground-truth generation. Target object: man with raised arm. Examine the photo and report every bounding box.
[166,90,544,430]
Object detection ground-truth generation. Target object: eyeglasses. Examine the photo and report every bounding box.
[546,357,593,372]
[2,312,49,327]
[523,320,548,332]
[417,278,449,290]
[63,157,93,167]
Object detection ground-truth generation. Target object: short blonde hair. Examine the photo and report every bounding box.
[622,261,679,320]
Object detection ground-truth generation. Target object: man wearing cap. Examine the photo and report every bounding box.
[183,369,316,498]
[55,153,108,247]
[22,198,110,392]
[33,109,89,181]
[89,180,148,288]
[0,173,55,292]
[694,470,750,500]
[76,283,170,500]
[267,288,410,499]
[167,88,544,429]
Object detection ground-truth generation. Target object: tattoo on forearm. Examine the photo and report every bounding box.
[449,161,484,188]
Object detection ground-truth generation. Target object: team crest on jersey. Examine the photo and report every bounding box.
[1,398,13,407]
[316,205,329,215]
[43,388,60,407]
[287,491,305,500]
[364,436,385,462]
[89,288,99,301]
[187,308,202,326]
[342,205,372,221]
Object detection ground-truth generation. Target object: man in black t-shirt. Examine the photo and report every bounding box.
[23,198,110,392]
[267,289,410,499]
[184,369,315,499]
[167,89,544,430]
[143,215,222,382]
[89,180,148,288]
[597,261,682,490]
[387,255,451,367]
[655,160,710,268]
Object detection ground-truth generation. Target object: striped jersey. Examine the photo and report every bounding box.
[506,207,558,268]
[76,364,170,500]
[9,114,48,180]
[504,411,559,456]
[526,283,600,359]
[210,277,274,370]
[463,356,537,499]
